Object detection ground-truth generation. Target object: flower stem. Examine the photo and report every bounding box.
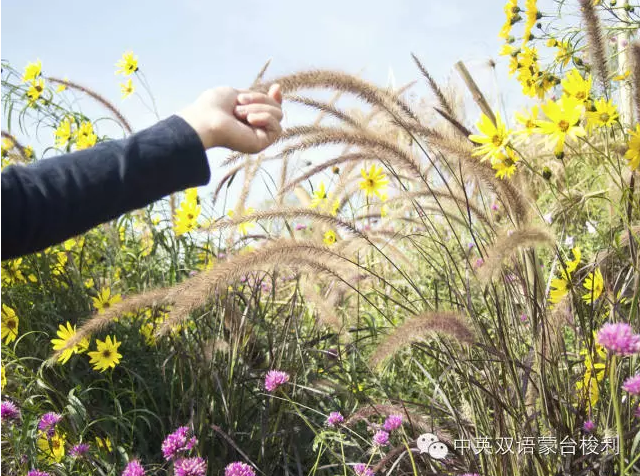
[610,355,625,475]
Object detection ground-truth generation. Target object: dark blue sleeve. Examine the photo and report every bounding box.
[1,115,211,260]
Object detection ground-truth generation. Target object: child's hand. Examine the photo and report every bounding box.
[178,84,283,153]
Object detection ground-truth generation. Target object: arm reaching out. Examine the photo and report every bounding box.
[1,84,283,260]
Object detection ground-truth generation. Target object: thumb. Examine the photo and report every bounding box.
[268,83,283,104]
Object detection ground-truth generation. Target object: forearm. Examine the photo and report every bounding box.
[1,115,210,260]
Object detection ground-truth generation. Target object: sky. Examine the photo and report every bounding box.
[1,0,528,126]
[0,0,556,208]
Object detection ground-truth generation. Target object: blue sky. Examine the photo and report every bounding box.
[1,0,529,126]
[1,0,555,209]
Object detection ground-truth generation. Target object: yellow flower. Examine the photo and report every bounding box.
[499,0,520,40]
[63,237,82,251]
[491,149,519,179]
[1,258,34,285]
[582,268,604,303]
[330,199,340,217]
[561,69,592,103]
[88,335,122,372]
[51,322,89,364]
[92,288,123,313]
[56,77,69,93]
[508,56,520,77]
[84,277,95,289]
[565,247,581,274]
[310,181,329,209]
[174,189,201,236]
[140,231,154,257]
[37,432,66,463]
[51,251,68,276]
[227,207,256,236]
[1,365,6,388]
[23,60,42,83]
[515,105,540,139]
[519,46,538,68]
[185,188,198,202]
[549,277,569,304]
[523,0,537,42]
[612,70,630,82]
[469,112,512,161]
[121,78,134,99]
[1,137,14,157]
[75,121,97,150]
[1,304,19,344]
[581,353,606,382]
[586,98,618,130]
[554,40,572,67]
[323,230,337,245]
[576,370,600,407]
[116,51,139,76]
[95,436,113,452]
[359,165,389,198]
[27,78,45,105]
[140,322,156,346]
[537,95,586,153]
[24,145,34,159]
[499,22,511,40]
[499,44,514,56]
[54,118,74,148]
[624,124,640,170]
[517,66,541,97]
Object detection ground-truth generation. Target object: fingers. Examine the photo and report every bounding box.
[268,84,282,104]
[237,90,281,108]
[235,103,283,122]
[246,112,282,136]
[231,84,283,152]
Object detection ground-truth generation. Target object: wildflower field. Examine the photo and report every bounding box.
[2,1,640,475]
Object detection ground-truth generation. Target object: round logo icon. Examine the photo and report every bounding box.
[427,441,448,460]
[416,432,448,459]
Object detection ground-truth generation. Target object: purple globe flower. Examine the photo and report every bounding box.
[372,430,389,446]
[225,461,256,476]
[326,411,345,428]
[1,400,21,423]
[382,414,403,432]
[354,463,374,476]
[27,471,50,476]
[295,223,307,231]
[174,457,207,476]
[122,460,146,476]
[161,426,198,461]
[38,412,62,438]
[596,323,640,356]
[70,443,90,457]
[264,370,290,392]
[583,420,596,432]
[622,374,640,395]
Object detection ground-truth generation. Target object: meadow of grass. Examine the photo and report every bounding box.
[1,1,640,475]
